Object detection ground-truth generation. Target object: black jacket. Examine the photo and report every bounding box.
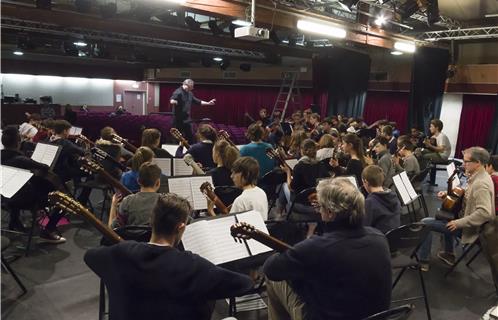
[84,241,253,320]
[364,190,401,234]
[263,223,392,320]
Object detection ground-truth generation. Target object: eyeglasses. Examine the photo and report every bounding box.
[463,160,477,164]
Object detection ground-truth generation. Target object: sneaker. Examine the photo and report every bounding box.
[39,230,66,244]
[437,251,456,266]
[420,262,430,272]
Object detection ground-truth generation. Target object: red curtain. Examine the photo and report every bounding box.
[159,84,315,127]
[455,94,497,156]
[362,91,409,133]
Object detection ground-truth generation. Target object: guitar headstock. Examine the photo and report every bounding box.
[218,130,230,140]
[111,133,123,144]
[200,181,214,194]
[48,191,86,216]
[230,222,256,241]
[183,154,195,166]
[265,147,278,159]
[170,128,183,140]
[79,156,103,174]
[91,147,107,161]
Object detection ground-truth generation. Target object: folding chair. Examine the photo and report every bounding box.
[258,168,287,216]
[361,304,414,320]
[1,236,27,297]
[287,187,320,223]
[386,223,431,320]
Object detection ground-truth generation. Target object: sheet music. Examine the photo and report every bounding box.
[69,126,83,135]
[208,216,249,265]
[189,176,213,210]
[161,144,179,157]
[182,220,218,263]
[236,210,273,255]
[393,174,411,205]
[167,177,193,204]
[152,158,172,176]
[344,176,358,189]
[31,143,60,167]
[446,163,460,189]
[400,171,418,200]
[286,159,299,170]
[173,158,193,176]
[1,165,33,198]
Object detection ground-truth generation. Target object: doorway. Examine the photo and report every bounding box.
[124,91,146,115]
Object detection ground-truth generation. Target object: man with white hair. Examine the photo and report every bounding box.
[170,79,216,143]
[263,177,392,320]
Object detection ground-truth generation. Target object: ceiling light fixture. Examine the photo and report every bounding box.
[297,20,346,39]
[394,41,416,53]
[375,16,386,26]
[213,57,223,62]
[13,50,24,56]
[165,0,185,3]
[390,51,403,55]
[232,20,252,27]
[73,41,87,47]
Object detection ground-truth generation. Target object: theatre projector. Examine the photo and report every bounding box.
[234,26,270,41]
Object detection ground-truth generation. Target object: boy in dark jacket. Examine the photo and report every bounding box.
[362,165,401,234]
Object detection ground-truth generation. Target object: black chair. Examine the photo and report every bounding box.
[410,168,430,218]
[73,179,113,221]
[99,225,152,320]
[214,186,242,207]
[361,304,414,320]
[1,236,27,297]
[386,223,431,320]
[258,168,287,216]
[287,187,320,223]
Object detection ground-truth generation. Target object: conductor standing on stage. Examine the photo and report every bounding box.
[170,79,216,144]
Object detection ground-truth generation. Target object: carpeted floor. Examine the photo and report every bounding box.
[2,171,497,320]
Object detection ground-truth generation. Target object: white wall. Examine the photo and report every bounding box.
[439,93,463,158]
[1,73,114,106]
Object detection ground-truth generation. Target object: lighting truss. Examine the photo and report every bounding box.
[420,26,498,41]
[1,17,267,59]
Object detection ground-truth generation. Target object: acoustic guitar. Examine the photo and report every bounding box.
[265,147,293,172]
[200,181,230,215]
[111,133,138,153]
[91,147,128,172]
[48,191,122,244]
[438,167,465,221]
[217,130,237,148]
[79,156,132,196]
[230,222,291,252]
[170,128,191,149]
[68,134,95,148]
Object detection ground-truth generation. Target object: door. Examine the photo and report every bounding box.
[124,91,145,115]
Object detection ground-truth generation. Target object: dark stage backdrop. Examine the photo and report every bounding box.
[159,83,320,127]
[407,46,449,134]
[313,48,371,118]
[363,91,409,133]
[455,94,497,156]
[487,95,498,154]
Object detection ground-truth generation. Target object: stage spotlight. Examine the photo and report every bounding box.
[75,0,92,13]
[100,3,117,19]
[36,0,51,10]
[337,0,359,12]
[213,57,223,62]
[13,50,24,56]
[398,0,419,20]
[208,20,224,35]
[375,15,387,26]
[269,30,281,45]
[220,59,230,70]
[185,16,201,31]
[239,63,251,72]
[426,0,440,25]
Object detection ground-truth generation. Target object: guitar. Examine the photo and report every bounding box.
[266,147,292,172]
[91,147,128,172]
[48,191,122,244]
[217,130,237,148]
[200,181,230,215]
[111,133,138,153]
[230,222,291,252]
[68,134,95,148]
[79,156,132,196]
[170,128,191,149]
[437,167,465,221]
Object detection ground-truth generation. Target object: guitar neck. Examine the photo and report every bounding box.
[252,230,292,252]
[80,205,122,244]
[122,140,138,153]
[100,169,132,196]
[206,190,229,215]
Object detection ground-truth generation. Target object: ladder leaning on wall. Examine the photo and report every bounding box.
[271,70,303,122]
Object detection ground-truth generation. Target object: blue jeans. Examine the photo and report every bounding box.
[418,217,461,262]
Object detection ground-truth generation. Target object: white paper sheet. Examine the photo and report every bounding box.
[285,159,299,170]
[208,216,249,264]
[31,143,60,167]
[161,144,180,157]
[69,126,83,135]
[167,177,193,204]
[0,165,33,198]
[152,158,172,176]
[236,210,273,255]
[446,163,460,189]
[173,158,193,176]
[393,174,411,205]
[189,176,213,210]
[400,171,418,200]
[182,220,218,263]
[345,175,358,189]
